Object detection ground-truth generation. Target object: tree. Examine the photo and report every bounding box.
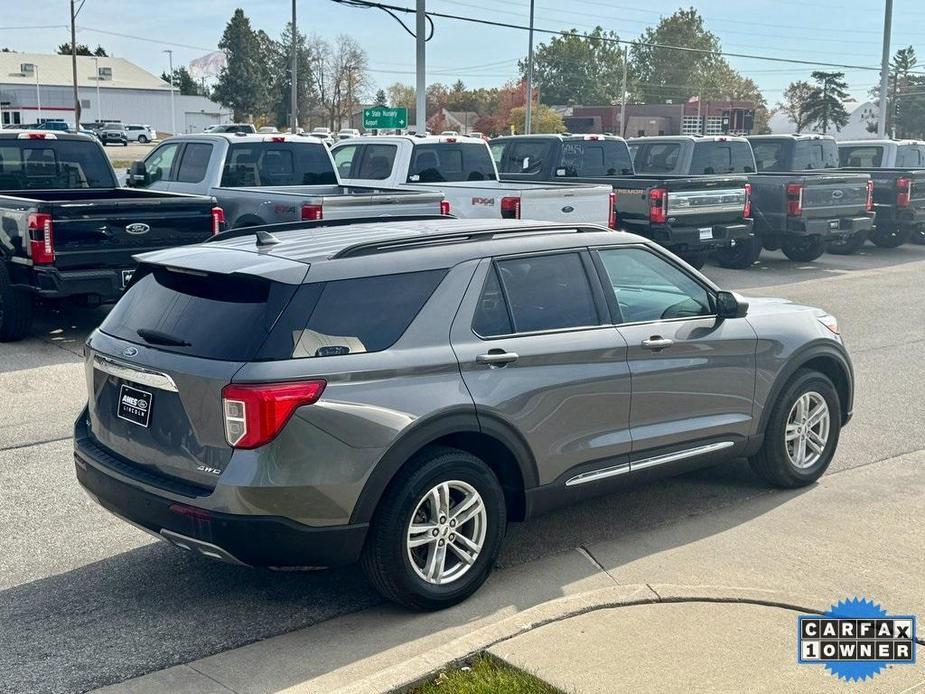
[509,104,564,134]
[521,27,628,105]
[780,80,816,133]
[213,9,273,121]
[270,22,321,128]
[804,71,850,134]
[57,43,107,56]
[386,83,415,110]
[161,66,208,97]
[374,89,387,106]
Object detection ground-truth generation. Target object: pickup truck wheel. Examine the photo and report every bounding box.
[781,235,826,262]
[911,228,925,245]
[714,236,761,269]
[0,264,33,342]
[361,446,506,610]
[827,230,867,255]
[869,224,912,248]
[677,250,707,270]
[749,369,841,488]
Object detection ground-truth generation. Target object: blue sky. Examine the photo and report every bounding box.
[2,0,923,106]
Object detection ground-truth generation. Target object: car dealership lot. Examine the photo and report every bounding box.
[2,245,924,693]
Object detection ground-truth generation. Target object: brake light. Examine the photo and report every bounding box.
[608,190,618,229]
[865,179,874,212]
[28,213,55,264]
[210,206,225,235]
[500,196,521,219]
[897,177,911,208]
[444,137,457,143]
[222,380,326,449]
[786,183,803,216]
[18,132,55,140]
[439,199,451,216]
[269,136,286,142]
[648,187,668,224]
[301,203,323,221]
[584,135,601,141]
[743,183,752,218]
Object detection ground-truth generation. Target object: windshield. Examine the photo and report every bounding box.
[407,143,496,182]
[0,139,117,189]
[220,142,337,187]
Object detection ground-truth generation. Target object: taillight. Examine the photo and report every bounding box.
[500,196,521,219]
[222,380,326,449]
[743,183,752,219]
[28,212,55,265]
[439,199,451,216]
[786,183,803,217]
[865,179,874,212]
[270,136,286,142]
[897,177,911,208]
[301,203,323,221]
[608,190,618,229]
[210,206,225,235]
[648,187,668,224]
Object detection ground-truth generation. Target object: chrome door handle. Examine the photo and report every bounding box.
[476,351,519,367]
[641,337,674,351]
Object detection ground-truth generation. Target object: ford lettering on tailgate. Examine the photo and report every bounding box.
[472,197,496,206]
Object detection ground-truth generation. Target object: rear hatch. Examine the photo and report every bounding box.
[86,248,308,490]
[662,176,749,226]
[801,174,870,218]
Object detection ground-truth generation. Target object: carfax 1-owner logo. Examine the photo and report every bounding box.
[798,598,917,682]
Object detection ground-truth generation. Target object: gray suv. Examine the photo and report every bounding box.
[74,217,854,609]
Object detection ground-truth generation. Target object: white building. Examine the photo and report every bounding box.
[768,100,880,141]
[0,52,230,134]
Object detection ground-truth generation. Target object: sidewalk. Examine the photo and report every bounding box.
[100,451,925,694]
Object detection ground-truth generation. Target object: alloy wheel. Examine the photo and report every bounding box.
[785,391,830,469]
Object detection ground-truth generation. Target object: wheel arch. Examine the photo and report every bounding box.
[231,214,266,229]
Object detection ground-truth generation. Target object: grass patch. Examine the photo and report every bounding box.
[410,654,561,694]
[109,160,133,171]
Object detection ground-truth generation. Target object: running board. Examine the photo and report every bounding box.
[565,440,735,487]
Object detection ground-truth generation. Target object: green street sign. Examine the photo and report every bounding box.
[363,107,408,129]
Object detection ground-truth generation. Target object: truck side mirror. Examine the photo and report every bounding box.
[127,160,148,187]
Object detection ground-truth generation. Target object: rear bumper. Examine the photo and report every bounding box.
[649,220,753,251]
[872,205,925,229]
[74,424,369,568]
[788,213,875,237]
[25,266,129,301]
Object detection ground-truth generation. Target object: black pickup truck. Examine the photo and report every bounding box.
[490,134,753,269]
[0,130,223,341]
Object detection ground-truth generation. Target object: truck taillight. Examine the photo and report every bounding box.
[786,183,803,217]
[301,203,323,221]
[27,212,55,265]
[865,179,874,212]
[608,190,618,229]
[211,207,225,235]
[222,380,326,449]
[897,177,911,208]
[500,196,521,219]
[648,187,668,224]
[743,183,752,218]
[439,200,451,216]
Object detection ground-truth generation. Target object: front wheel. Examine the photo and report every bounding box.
[910,227,925,245]
[0,263,33,342]
[138,135,148,144]
[715,236,762,269]
[361,446,507,610]
[827,230,867,255]
[869,224,912,248]
[749,369,841,488]
[781,235,827,262]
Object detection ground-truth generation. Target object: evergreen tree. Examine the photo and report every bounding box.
[804,72,850,134]
[213,9,272,121]
[374,89,387,106]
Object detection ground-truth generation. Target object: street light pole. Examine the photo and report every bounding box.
[34,66,42,123]
[70,0,81,126]
[619,47,628,137]
[93,56,102,121]
[291,0,298,134]
[415,0,426,134]
[163,49,176,134]
[878,0,893,138]
[524,0,535,134]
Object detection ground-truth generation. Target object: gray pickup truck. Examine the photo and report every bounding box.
[125,134,448,228]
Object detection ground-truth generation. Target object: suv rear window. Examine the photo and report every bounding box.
[408,143,496,182]
[0,140,116,189]
[220,142,337,187]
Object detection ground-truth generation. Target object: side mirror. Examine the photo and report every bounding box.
[716,290,748,319]
[127,160,148,187]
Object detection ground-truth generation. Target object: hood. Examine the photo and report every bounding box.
[739,295,821,317]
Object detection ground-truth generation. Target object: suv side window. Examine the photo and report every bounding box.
[596,248,713,323]
[472,266,513,336]
[489,253,599,334]
[176,143,213,183]
[144,142,181,183]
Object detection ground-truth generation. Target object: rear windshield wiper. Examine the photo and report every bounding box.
[136,328,191,347]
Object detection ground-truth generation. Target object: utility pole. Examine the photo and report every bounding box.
[69,0,81,126]
[415,0,426,134]
[878,0,893,138]
[93,56,101,121]
[163,50,176,134]
[524,0,535,134]
[619,47,628,137]
[291,0,298,134]
[34,66,42,123]
[346,65,355,131]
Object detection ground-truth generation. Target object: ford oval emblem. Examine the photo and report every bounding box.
[831,190,844,200]
[125,223,150,235]
[561,205,575,213]
[122,346,139,358]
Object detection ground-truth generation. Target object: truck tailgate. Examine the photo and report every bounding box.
[802,175,870,218]
[661,177,748,226]
[516,182,613,224]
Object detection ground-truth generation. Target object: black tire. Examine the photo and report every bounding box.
[0,263,33,342]
[827,230,867,255]
[869,224,912,248]
[715,236,762,269]
[911,228,925,245]
[781,235,827,262]
[677,250,707,270]
[749,369,841,488]
[138,135,148,144]
[361,446,507,610]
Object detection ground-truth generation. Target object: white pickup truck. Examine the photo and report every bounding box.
[330,135,616,226]
[125,133,448,228]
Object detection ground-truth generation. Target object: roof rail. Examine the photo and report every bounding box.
[334,223,605,259]
[205,214,455,244]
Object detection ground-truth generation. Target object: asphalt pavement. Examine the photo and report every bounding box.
[1,243,924,693]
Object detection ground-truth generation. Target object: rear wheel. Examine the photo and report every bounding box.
[827,230,867,255]
[910,228,925,245]
[715,236,762,269]
[361,446,507,610]
[138,135,148,144]
[781,235,827,262]
[677,250,707,270]
[869,223,912,248]
[0,263,33,342]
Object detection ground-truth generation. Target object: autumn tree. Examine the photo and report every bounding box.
[780,80,816,133]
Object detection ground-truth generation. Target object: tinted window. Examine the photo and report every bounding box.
[408,143,496,182]
[558,140,634,177]
[356,144,397,179]
[839,146,884,168]
[690,141,755,174]
[597,248,713,323]
[793,140,838,170]
[144,142,181,183]
[332,143,360,177]
[176,143,213,183]
[472,266,513,337]
[896,146,923,168]
[751,141,791,172]
[632,143,681,174]
[0,140,117,190]
[494,139,553,175]
[291,270,447,358]
[100,266,298,361]
[220,142,336,187]
[496,253,598,333]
